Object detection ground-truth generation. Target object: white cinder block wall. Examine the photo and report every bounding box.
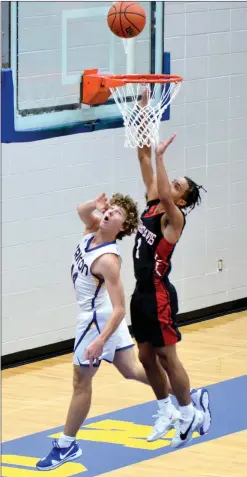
[2,1,247,355]
[163,0,247,312]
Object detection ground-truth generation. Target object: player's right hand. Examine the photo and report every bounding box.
[140,87,149,107]
[155,133,177,156]
[95,193,109,214]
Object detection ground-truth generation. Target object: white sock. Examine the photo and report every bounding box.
[58,432,75,448]
[157,396,173,415]
[179,403,194,421]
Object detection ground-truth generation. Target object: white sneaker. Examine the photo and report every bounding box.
[147,406,180,442]
[190,388,212,435]
[171,408,204,448]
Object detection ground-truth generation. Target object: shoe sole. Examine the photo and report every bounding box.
[199,389,212,436]
[190,389,200,408]
[190,388,212,436]
[36,448,82,471]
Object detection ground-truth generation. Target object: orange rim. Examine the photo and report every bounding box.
[104,74,183,88]
[83,70,183,88]
[81,69,183,106]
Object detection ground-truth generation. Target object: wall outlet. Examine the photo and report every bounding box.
[217,259,223,272]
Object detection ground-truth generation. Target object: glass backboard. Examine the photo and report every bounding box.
[10,1,164,132]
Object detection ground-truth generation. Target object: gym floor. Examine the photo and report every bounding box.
[2,312,247,477]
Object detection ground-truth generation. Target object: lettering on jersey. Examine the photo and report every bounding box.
[138,220,156,246]
[71,264,78,287]
[74,245,89,276]
[154,253,165,277]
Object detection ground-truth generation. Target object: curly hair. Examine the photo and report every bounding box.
[144,179,206,212]
[183,177,207,213]
[110,193,139,240]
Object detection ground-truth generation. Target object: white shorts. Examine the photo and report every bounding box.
[73,307,134,367]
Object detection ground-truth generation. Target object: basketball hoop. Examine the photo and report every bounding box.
[81,69,183,148]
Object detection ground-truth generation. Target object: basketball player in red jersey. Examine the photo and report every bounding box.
[130,96,211,447]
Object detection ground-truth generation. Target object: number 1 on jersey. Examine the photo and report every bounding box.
[135,238,142,259]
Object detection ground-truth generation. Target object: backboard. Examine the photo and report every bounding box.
[4,1,165,138]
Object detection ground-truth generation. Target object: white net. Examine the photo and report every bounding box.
[110,82,181,148]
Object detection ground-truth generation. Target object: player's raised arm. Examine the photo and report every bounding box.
[155,135,184,232]
[137,90,158,201]
[77,193,109,233]
[137,145,158,201]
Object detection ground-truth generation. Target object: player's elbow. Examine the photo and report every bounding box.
[77,203,90,223]
[119,306,126,319]
[77,204,84,218]
[115,306,126,322]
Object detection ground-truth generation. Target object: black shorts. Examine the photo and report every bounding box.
[130,280,181,348]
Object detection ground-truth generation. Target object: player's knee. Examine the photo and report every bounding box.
[138,349,156,370]
[158,354,170,372]
[157,347,177,372]
[73,366,92,393]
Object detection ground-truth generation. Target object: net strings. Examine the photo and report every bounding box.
[110,82,181,148]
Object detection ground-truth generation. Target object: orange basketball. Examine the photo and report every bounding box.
[107,2,146,39]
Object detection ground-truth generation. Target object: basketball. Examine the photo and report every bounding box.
[107,2,146,39]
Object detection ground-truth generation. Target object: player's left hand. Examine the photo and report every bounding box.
[85,336,104,366]
[155,133,176,156]
[95,193,110,214]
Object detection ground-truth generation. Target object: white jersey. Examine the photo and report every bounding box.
[71,232,134,366]
[71,233,120,313]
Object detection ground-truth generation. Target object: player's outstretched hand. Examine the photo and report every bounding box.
[155,133,176,156]
[139,87,149,108]
[85,336,104,367]
[95,193,109,214]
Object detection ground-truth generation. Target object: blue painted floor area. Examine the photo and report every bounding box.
[2,376,247,476]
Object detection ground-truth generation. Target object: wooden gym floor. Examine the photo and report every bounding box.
[2,311,247,477]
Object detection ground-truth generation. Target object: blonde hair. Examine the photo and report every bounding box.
[110,193,139,240]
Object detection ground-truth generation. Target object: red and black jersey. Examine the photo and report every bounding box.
[133,199,185,290]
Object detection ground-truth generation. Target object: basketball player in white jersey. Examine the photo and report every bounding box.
[36,191,153,471]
